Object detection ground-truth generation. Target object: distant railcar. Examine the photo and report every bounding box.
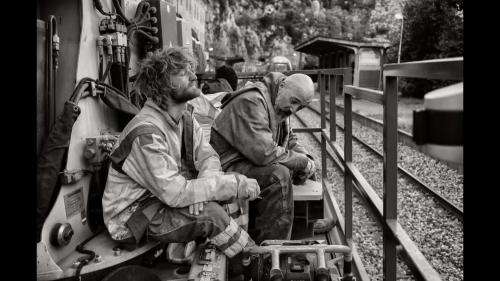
[267,56,293,72]
[294,36,391,90]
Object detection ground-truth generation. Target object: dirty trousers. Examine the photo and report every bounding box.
[146,201,253,258]
[226,162,294,244]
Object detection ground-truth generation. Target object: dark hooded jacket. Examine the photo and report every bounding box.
[210,72,310,171]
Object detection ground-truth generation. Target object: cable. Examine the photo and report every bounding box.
[47,15,59,133]
[100,60,112,83]
[74,228,103,281]
[93,0,115,17]
[112,0,131,26]
[70,78,94,102]
[129,29,159,43]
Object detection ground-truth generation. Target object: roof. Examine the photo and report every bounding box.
[294,36,392,55]
[210,54,244,64]
[270,56,291,64]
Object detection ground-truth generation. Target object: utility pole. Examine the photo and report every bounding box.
[395,13,404,96]
[395,13,404,63]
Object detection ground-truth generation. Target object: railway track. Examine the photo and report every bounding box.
[324,99,416,146]
[303,104,463,221]
[323,99,463,173]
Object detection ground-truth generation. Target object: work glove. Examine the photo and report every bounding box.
[234,174,261,201]
[304,157,316,177]
[293,156,316,185]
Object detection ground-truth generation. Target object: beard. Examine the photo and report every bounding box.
[275,107,292,122]
[170,82,202,103]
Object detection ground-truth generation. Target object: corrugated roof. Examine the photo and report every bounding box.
[294,36,392,55]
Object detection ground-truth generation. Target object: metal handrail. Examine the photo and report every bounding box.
[343,85,383,105]
[383,57,463,80]
[200,59,461,280]
[342,57,462,281]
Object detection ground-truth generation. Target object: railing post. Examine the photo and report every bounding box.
[319,71,327,181]
[383,75,398,281]
[344,88,353,243]
[329,74,336,142]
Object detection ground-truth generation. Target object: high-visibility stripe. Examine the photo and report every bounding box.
[225,202,240,214]
[209,219,239,246]
[110,109,197,178]
[221,229,251,258]
[110,124,164,175]
[218,226,242,251]
[236,214,249,226]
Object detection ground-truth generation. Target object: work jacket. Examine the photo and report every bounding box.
[102,100,241,241]
[210,72,310,171]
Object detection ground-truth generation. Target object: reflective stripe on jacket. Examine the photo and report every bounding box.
[103,100,241,241]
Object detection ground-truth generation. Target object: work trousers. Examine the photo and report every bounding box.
[146,201,253,258]
[226,162,294,244]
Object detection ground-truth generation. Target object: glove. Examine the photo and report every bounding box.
[304,157,316,178]
[234,174,261,201]
[292,157,316,185]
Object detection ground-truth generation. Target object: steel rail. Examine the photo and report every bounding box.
[293,113,443,281]
[323,98,462,174]
[323,99,416,147]
[304,104,463,220]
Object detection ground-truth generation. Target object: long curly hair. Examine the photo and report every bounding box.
[133,47,196,105]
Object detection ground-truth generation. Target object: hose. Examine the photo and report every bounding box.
[74,228,103,281]
[47,15,59,133]
[93,0,115,17]
[112,0,131,26]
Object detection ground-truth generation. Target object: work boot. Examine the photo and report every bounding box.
[229,240,259,281]
[312,218,337,234]
[228,252,246,281]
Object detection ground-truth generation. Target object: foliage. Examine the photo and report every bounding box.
[203,0,462,93]
[400,0,463,98]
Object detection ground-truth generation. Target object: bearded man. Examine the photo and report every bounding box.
[102,47,260,258]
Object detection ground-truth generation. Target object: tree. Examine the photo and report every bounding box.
[400,0,463,98]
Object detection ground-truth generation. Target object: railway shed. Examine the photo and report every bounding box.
[295,36,391,90]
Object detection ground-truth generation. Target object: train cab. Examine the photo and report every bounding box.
[36,1,352,280]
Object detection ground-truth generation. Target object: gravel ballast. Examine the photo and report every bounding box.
[289,106,463,281]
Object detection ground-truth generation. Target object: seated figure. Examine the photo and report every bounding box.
[102,47,260,259]
[210,72,316,244]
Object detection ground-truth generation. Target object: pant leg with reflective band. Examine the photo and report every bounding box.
[224,200,249,231]
[147,202,253,258]
[209,218,252,257]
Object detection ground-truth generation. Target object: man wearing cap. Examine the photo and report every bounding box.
[210,72,316,243]
[202,65,238,95]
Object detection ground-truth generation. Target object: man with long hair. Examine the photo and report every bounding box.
[102,47,260,258]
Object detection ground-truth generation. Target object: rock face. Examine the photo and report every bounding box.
[203,0,403,70]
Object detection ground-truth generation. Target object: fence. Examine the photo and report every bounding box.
[195,57,463,280]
